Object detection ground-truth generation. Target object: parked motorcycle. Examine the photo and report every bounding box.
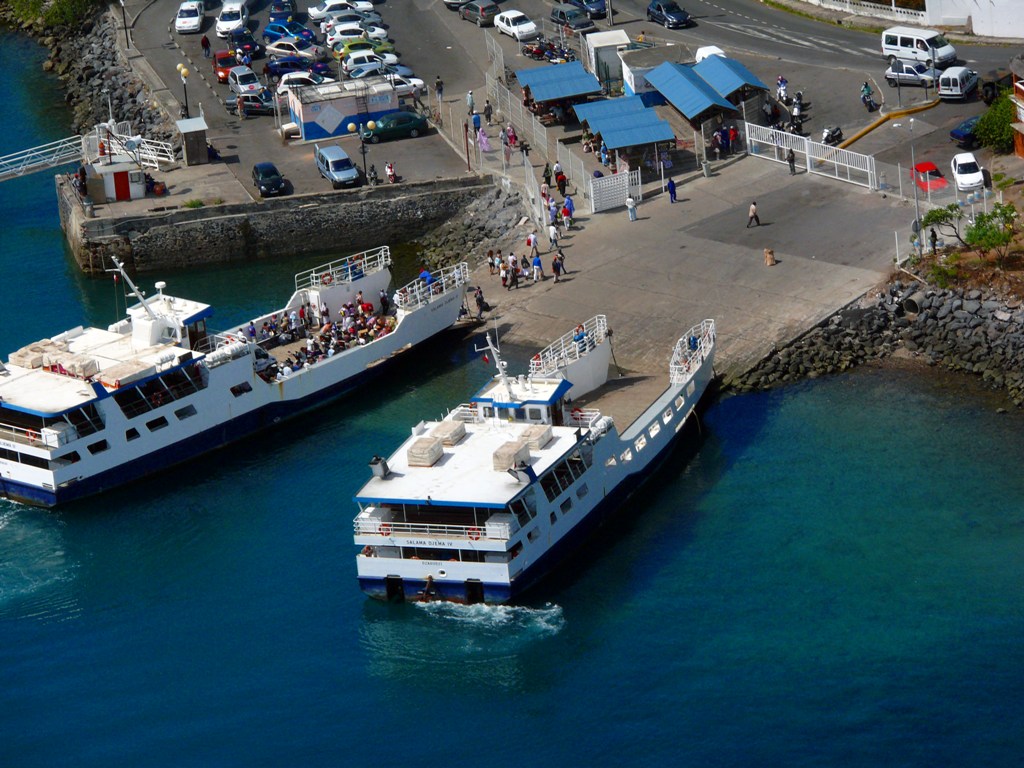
[821,125,843,145]
[776,75,790,105]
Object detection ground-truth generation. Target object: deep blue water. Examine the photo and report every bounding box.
[2,29,1023,766]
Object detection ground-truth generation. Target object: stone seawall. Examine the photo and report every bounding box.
[730,280,1024,406]
[61,177,510,274]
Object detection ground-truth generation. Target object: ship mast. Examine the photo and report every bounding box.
[108,255,159,323]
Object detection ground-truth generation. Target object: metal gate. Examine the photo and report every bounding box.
[745,122,876,190]
[589,169,641,214]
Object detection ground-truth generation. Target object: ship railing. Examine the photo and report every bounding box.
[294,246,392,291]
[567,407,602,429]
[195,332,253,367]
[447,403,481,422]
[353,518,511,541]
[669,319,716,386]
[0,422,71,449]
[529,314,607,378]
[394,262,470,311]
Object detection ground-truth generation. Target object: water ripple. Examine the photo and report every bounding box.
[0,507,79,622]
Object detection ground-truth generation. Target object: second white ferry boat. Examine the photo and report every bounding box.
[0,246,468,507]
[352,315,716,604]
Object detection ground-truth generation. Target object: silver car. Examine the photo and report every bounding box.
[228,66,262,96]
[315,144,361,188]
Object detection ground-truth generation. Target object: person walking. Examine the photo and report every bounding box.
[548,222,559,250]
[551,253,563,282]
[561,202,572,235]
[532,253,544,282]
[466,90,475,115]
[929,227,938,255]
[626,195,637,222]
[527,231,539,258]
[201,34,211,58]
[556,171,567,198]
[236,94,246,120]
[786,147,796,175]
[507,255,519,290]
[747,201,760,228]
[483,99,493,125]
[474,286,486,320]
[542,162,552,188]
[471,111,481,133]
[666,177,677,203]
[434,75,444,103]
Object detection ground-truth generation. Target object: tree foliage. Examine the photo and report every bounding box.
[965,202,1019,269]
[976,94,1015,155]
[922,204,969,247]
[6,0,102,27]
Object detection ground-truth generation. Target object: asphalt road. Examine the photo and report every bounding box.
[125,0,1017,196]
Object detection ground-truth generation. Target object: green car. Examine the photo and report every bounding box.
[361,111,429,143]
[332,38,396,60]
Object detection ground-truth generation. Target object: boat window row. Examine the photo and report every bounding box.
[112,364,206,419]
[538,446,594,503]
[482,405,546,423]
[509,492,538,527]
[0,446,49,470]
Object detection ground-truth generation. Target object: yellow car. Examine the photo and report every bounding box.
[332,38,396,60]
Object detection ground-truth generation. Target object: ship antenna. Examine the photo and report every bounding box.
[108,255,159,322]
[474,329,513,396]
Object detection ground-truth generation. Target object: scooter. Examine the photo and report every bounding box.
[821,125,843,145]
[776,77,790,105]
[385,162,397,184]
[367,164,379,186]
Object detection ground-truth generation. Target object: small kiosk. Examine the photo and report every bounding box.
[176,116,210,166]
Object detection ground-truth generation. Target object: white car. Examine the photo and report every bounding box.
[276,71,336,95]
[174,0,205,34]
[950,152,985,192]
[266,36,326,60]
[325,23,387,47]
[215,3,248,37]
[228,65,262,95]
[373,74,424,97]
[342,51,399,73]
[494,11,538,41]
[307,0,373,21]
[320,9,382,34]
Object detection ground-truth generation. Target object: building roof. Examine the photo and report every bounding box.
[644,61,736,120]
[572,95,647,124]
[589,110,675,149]
[515,61,602,103]
[692,55,769,96]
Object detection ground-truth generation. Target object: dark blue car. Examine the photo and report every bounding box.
[263,21,317,44]
[565,0,606,19]
[949,114,981,148]
[252,162,287,197]
[268,0,297,23]
[228,29,263,57]
[265,56,333,80]
[646,0,692,28]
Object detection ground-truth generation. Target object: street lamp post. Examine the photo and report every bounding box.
[119,0,131,49]
[176,63,190,119]
[347,120,377,178]
[895,118,923,259]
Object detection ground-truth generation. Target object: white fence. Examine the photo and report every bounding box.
[590,168,640,214]
[808,0,925,23]
[746,122,876,189]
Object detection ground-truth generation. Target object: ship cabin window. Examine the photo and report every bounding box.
[63,403,103,438]
[663,408,674,425]
[648,422,660,439]
[539,450,592,503]
[674,395,685,411]
[230,382,253,397]
[509,497,536,526]
[0,447,47,468]
[510,542,523,559]
[483,406,494,419]
[174,404,197,420]
[549,511,557,525]
[605,456,617,467]
[576,483,589,499]
[56,451,81,465]
[87,439,109,455]
[146,416,169,432]
[187,318,208,351]
[126,428,140,441]
[560,498,572,514]
[526,527,540,543]
[527,407,544,422]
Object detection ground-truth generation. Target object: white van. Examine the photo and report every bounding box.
[938,66,979,100]
[881,27,957,68]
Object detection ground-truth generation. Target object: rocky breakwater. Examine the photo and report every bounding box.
[730,280,1024,406]
[2,8,175,146]
[414,185,527,271]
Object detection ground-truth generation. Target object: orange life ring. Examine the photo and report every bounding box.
[571,407,583,423]
[26,429,39,443]
[468,527,481,540]
[361,546,373,556]
[151,392,163,407]
[379,522,392,536]
[321,273,333,285]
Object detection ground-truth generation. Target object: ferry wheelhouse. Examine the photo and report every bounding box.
[0,246,468,507]
[353,315,716,604]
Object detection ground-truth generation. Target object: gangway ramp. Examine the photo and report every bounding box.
[0,135,82,182]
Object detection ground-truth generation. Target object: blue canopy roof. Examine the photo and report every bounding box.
[572,96,647,124]
[515,61,602,103]
[585,109,675,149]
[644,62,736,120]
[692,55,769,96]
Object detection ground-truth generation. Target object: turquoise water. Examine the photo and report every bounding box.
[2,29,1023,766]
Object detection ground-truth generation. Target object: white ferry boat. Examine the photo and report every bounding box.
[0,246,469,507]
[352,315,716,604]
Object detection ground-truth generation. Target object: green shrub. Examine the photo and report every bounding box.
[8,0,102,26]
[183,199,205,209]
[977,95,1015,154]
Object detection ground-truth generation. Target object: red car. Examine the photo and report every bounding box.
[911,161,948,192]
[213,49,236,83]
